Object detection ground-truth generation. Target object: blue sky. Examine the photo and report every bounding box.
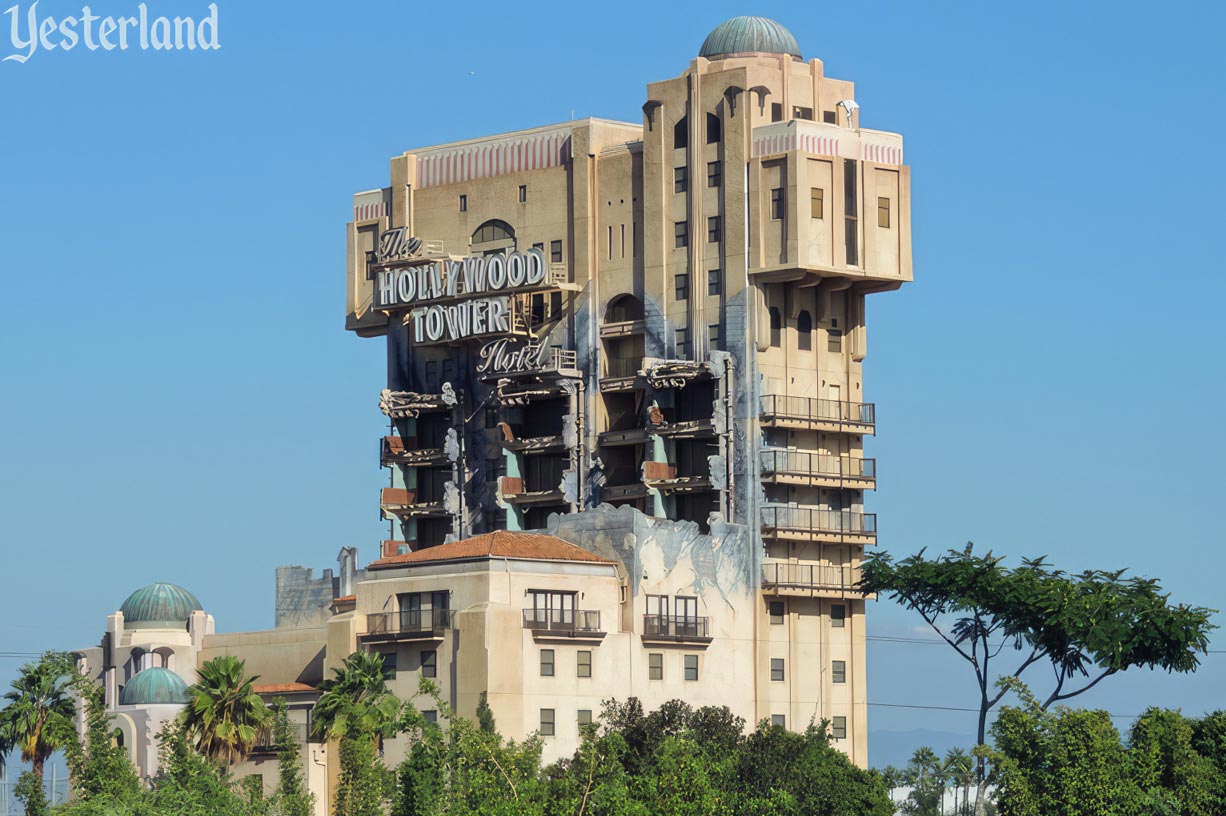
[1,0,1224,768]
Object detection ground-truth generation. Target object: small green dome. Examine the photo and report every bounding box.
[699,17,802,60]
[120,583,202,628]
[120,668,190,706]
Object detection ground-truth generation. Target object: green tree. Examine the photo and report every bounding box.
[61,672,143,808]
[267,698,314,816]
[146,719,248,816]
[181,655,272,766]
[1128,708,1216,816]
[860,544,1216,813]
[476,691,497,735]
[0,651,76,813]
[899,746,943,816]
[944,747,974,815]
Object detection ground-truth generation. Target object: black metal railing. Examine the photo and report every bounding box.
[760,506,877,536]
[762,562,861,591]
[759,394,875,427]
[642,615,710,639]
[522,609,602,632]
[366,609,451,636]
[759,450,876,480]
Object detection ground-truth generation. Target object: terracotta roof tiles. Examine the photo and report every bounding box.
[368,531,614,570]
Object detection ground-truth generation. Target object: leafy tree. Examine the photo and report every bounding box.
[267,698,314,816]
[860,544,1216,813]
[0,651,76,814]
[1191,711,1226,811]
[945,747,974,815]
[181,655,272,766]
[1128,708,1216,816]
[899,746,944,816]
[62,672,142,808]
[146,719,249,816]
[477,691,497,734]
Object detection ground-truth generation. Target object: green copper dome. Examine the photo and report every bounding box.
[699,17,802,60]
[120,583,203,628]
[120,668,190,706]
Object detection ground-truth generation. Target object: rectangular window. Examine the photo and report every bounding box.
[421,650,437,679]
[707,216,721,243]
[380,651,397,672]
[577,650,592,678]
[769,600,785,624]
[823,110,837,124]
[708,323,720,349]
[877,196,891,228]
[828,328,843,353]
[833,660,847,684]
[578,709,593,726]
[844,159,859,266]
[485,407,498,428]
[550,240,563,263]
[708,268,721,296]
[771,102,783,122]
[621,224,626,258]
[675,327,689,358]
[674,166,688,193]
[792,105,813,121]
[648,652,663,680]
[532,241,544,250]
[770,658,785,682]
[423,710,437,723]
[831,604,846,628]
[832,716,847,740]
[707,160,721,188]
[770,188,785,220]
[518,184,527,203]
[674,221,688,248]
[540,648,555,677]
[684,654,699,681]
[540,708,555,736]
[811,188,824,219]
[675,273,689,301]
[771,714,786,727]
[458,194,467,212]
[608,225,614,260]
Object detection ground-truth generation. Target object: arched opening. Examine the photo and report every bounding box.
[769,307,782,347]
[706,112,721,144]
[471,219,515,250]
[153,647,175,671]
[797,310,813,350]
[673,116,688,150]
[605,294,644,323]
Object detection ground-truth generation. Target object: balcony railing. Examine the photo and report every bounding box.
[365,609,451,638]
[759,394,875,429]
[252,722,309,752]
[762,562,861,592]
[522,608,602,633]
[642,614,710,640]
[760,506,877,536]
[759,450,875,481]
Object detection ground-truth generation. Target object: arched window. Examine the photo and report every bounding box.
[769,307,782,348]
[797,310,813,350]
[706,112,721,144]
[674,116,689,149]
[471,219,515,245]
[605,294,644,323]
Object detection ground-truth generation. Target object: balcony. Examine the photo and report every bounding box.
[759,394,875,436]
[759,449,876,490]
[762,561,862,598]
[250,722,310,754]
[642,461,711,494]
[602,482,649,502]
[760,506,877,546]
[497,476,566,507]
[381,436,450,468]
[641,615,712,645]
[600,319,646,339]
[495,424,566,455]
[379,388,457,420]
[598,428,650,447]
[483,347,579,382]
[600,356,644,392]
[522,608,605,640]
[360,609,451,643]
[648,418,715,439]
[380,488,448,520]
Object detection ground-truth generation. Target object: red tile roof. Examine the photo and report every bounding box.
[253,682,316,695]
[368,531,614,570]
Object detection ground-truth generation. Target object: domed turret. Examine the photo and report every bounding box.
[119,583,203,629]
[699,16,802,60]
[119,667,190,706]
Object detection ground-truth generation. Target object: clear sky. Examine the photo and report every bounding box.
[1,0,1224,769]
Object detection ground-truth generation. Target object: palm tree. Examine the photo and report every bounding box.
[311,652,401,744]
[0,652,76,785]
[181,655,271,765]
[944,748,974,815]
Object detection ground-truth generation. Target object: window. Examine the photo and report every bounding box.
[675,273,689,301]
[823,110,837,124]
[674,166,688,193]
[518,184,527,203]
[380,651,398,672]
[771,714,786,727]
[769,307,781,348]
[422,709,438,723]
[708,268,722,296]
[769,601,785,624]
[831,604,846,628]
[844,159,859,265]
[577,650,592,678]
[878,196,891,228]
[832,716,847,740]
[707,216,721,243]
[770,102,783,122]
[421,650,437,679]
[532,241,544,250]
[674,221,688,248]
[708,323,720,349]
[706,112,721,143]
[425,361,438,390]
[674,116,688,149]
[797,311,813,351]
[793,106,813,120]
[540,649,555,677]
[770,187,785,220]
[550,240,563,263]
[528,591,576,628]
[684,654,699,681]
[828,328,843,353]
[648,652,663,680]
[608,225,614,260]
[833,660,846,684]
[458,194,467,212]
[675,327,689,358]
[578,709,593,726]
[707,161,721,188]
[540,709,555,736]
[770,658,785,682]
[810,187,824,219]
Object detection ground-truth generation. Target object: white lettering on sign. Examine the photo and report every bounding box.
[376,246,549,312]
[475,338,550,375]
